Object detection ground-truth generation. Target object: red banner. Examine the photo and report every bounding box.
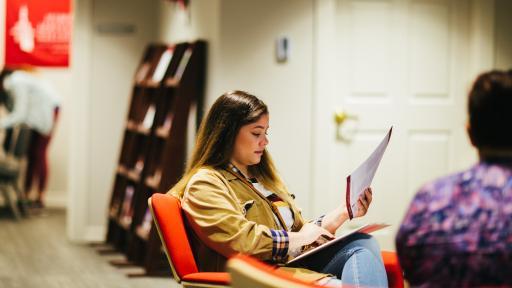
[5,0,72,67]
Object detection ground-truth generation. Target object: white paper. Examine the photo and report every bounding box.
[174,48,193,80]
[347,127,392,218]
[142,105,156,129]
[286,223,389,265]
[152,48,173,82]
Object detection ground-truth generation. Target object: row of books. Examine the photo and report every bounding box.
[110,185,153,240]
[134,46,193,86]
[126,106,174,137]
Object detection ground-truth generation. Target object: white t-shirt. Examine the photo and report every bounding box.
[2,71,60,135]
[252,182,295,231]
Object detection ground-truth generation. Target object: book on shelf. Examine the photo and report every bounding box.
[156,113,173,137]
[152,48,174,82]
[119,186,135,228]
[134,62,151,84]
[126,119,137,130]
[109,199,121,219]
[136,207,153,240]
[133,156,145,174]
[174,48,193,81]
[117,164,128,175]
[345,126,392,219]
[142,104,156,130]
[146,168,162,189]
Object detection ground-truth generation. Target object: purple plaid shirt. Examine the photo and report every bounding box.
[396,161,512,287]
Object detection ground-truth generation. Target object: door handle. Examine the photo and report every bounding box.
[334,109,358,141]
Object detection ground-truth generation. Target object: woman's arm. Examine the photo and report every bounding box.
[319,188,373,235]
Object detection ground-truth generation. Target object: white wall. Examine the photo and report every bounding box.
[67,0,159,241]
[495,0,512,69]
[87,0,159,238]
[158,0,316,216]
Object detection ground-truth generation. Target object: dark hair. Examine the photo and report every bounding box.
[171,90,287,197]
[0,68,15,109]
[468,69,512,148]
[0,68,13,104]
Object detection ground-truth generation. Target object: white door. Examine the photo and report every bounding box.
[312,0,492,250]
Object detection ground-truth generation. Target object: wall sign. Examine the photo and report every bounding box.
[5,0,72,67]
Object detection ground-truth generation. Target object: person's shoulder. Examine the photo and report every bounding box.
[189,166,226,184]
[184,167,231,197]
[417,167,470,196]
[405,168,470,211]
[9,71,33,83]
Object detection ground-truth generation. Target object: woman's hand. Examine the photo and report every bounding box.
[354,187,373,218]
[318,187,373,236]
[288,223,334,251]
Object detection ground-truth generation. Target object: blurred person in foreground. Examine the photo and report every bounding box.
[0,66,61,208]
[396,69,512,287]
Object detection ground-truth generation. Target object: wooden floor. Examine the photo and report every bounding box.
[0,209,177,288]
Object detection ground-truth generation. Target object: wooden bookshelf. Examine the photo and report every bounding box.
[105,40,206,276]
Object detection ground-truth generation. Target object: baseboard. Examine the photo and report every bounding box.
[85,225,106,242]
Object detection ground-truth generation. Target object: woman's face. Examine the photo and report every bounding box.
[231,113,269,169]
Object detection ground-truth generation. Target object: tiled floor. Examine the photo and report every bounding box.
[0,209,177,288]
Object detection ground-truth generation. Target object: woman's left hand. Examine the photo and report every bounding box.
[354,187,372,218]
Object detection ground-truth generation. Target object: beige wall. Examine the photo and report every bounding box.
[158,0,316,216]
[495,0,512,69]
[87,0,159,232]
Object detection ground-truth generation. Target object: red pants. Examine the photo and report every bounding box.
[25,108,59,198]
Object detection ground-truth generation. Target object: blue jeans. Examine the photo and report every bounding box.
[289,233,388,287]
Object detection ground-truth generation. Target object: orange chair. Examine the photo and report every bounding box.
[150,193,403,288]
[149,193,230,288]
[381,250,404,288]
[228,253,403,288]
[227,254,329,288]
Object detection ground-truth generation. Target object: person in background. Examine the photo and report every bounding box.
[396,69,512,287]
[0,66,61,208]
[169,91,388,287]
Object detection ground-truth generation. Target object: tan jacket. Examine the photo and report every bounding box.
[169,167,328,282]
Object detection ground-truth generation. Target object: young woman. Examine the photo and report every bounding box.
[169,91,388,287]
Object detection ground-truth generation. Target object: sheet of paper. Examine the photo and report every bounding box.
[346,127,392,219]
[286,223,390,265]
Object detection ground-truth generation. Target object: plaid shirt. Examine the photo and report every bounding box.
[396,161,512,286]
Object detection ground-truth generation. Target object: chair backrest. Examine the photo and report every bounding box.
[4,125,31,159]
[227,254,329,288]
[148,193,198,282]
[381,251,404,288]
[11,126,31,158]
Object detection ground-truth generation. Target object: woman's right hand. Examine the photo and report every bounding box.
[288,223,335,251]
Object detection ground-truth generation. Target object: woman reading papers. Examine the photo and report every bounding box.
[168,91,387,287]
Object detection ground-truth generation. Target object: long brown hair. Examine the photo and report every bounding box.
[170,90,288,197]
